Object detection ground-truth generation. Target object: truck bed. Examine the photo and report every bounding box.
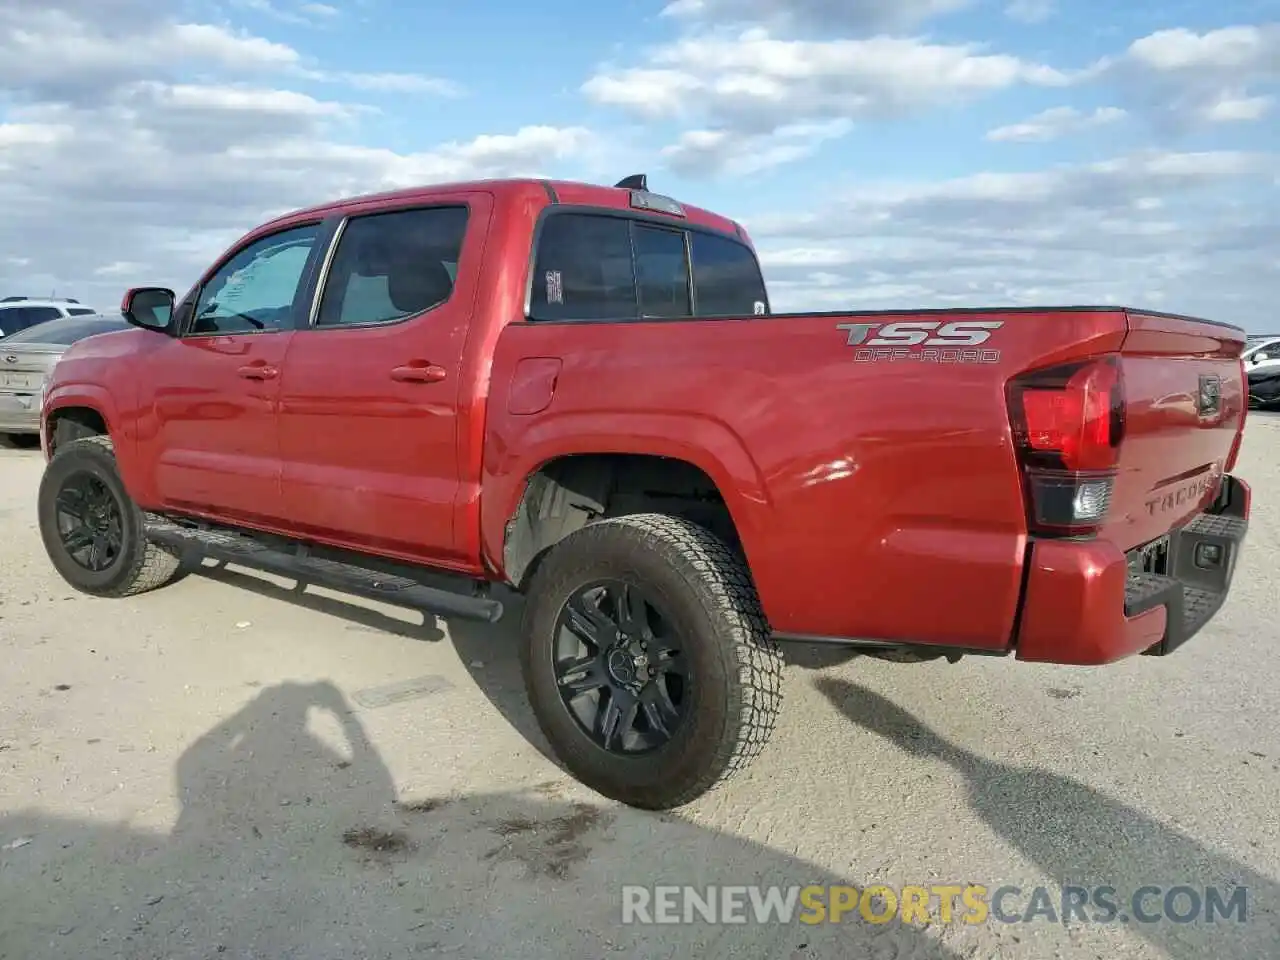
[483,304,1247,652]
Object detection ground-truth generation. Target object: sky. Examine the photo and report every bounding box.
[0,0,1277,329]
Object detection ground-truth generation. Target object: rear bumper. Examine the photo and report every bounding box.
[0,393,41,433]
[1015,474,1250,665]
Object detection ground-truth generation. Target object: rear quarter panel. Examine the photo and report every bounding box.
[482,308,1129,648]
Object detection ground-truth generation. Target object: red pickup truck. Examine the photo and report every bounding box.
[35,174,1251,810]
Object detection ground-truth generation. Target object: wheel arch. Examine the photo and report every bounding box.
[45,403,110,455]
[498,451,753,592]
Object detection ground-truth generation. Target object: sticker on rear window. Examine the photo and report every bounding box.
[545,270,563,305]
[753,301,766,315]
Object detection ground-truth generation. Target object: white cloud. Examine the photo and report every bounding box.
[230,0,341,26]
[330,71,464,95]
[0,2,601,304]
[1005,0,1055,23]
[1110,24,1280,129]
[1127,25,1278,72]
[1203,91,1274,122]
[745,151,1278,326]
[0,5,300,103]
[584,29,1075,173]
[659,0,973,31]
[986,105,1127,142]
[662,119,852,177]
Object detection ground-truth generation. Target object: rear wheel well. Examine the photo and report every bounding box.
[502,454,742,591]
[47,407,108,455]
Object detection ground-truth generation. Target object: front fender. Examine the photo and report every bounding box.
[479,408,772,578]
[42,385,142,488]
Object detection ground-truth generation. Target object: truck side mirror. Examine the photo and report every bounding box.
[121,287,176,333]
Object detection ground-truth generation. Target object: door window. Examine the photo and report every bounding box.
[315,206,469,327]
[191,223,322,335]
[530,214,638,321]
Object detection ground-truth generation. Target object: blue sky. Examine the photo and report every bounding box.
[2,0,1277,327]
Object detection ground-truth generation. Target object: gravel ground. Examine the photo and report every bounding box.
[1,421,1278,960]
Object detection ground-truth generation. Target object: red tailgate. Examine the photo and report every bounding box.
[1103,311,1247,552]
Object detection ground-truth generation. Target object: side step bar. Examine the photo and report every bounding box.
[144,520,504,624]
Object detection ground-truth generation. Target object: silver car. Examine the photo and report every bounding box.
[0,313,130,442]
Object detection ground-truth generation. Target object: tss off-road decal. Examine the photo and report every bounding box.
[836,319,1004,364]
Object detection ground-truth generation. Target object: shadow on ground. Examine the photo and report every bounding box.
[189,563,552,758]
[818,677,1280,960]
[0,680,970,960]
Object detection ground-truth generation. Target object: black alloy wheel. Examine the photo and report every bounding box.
[552,579,688,755]
[37,435,187,598]
[52,471,125,573]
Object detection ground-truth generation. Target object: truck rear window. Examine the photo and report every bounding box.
[529,212,768,322]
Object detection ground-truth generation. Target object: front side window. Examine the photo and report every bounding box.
[191,223,321,335]
[316,206,469,327]
[689,231,769,318]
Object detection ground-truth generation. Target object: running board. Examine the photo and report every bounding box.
[143,521,504,624]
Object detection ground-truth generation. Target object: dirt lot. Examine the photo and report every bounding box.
[1,422,1278,960]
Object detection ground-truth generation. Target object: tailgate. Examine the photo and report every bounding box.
[1102,310,1246,552]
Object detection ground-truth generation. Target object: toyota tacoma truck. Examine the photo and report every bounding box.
[34,174,1252,810]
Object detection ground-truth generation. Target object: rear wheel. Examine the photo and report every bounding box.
[37,436,188,597]
[520,514,783,810]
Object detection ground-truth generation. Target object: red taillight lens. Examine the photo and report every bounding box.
[1016,359,1122,471]
[1008,355,1126,536]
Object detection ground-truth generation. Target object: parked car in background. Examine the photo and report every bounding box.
[1,313,130,444]
[1244,335,1280,409]
[0,297,99,338]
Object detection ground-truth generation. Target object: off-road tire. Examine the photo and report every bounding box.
[520,513,784,810]
[37,435,188,598]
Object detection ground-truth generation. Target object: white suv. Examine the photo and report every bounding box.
[0,297,99,338]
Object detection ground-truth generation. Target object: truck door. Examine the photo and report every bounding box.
[136,221,326,525]
[274,193,492,566]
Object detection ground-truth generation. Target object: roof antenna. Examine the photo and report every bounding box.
[614,174,647,191]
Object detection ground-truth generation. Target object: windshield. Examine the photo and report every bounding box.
[2,315,129,345]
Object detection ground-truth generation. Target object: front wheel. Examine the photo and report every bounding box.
[520,514,784,810]
[37,436,188,598]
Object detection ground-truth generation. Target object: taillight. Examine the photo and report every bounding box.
[1007,355,1125,536]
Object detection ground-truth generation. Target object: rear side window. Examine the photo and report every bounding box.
[67,307,97,316]
[531,214,637,322]
[0,317,128,345]
[633,224,690,319]
[2,306,64,331]
[689,231,769,317]
[529,212,765,322]
[316,205,469,327]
